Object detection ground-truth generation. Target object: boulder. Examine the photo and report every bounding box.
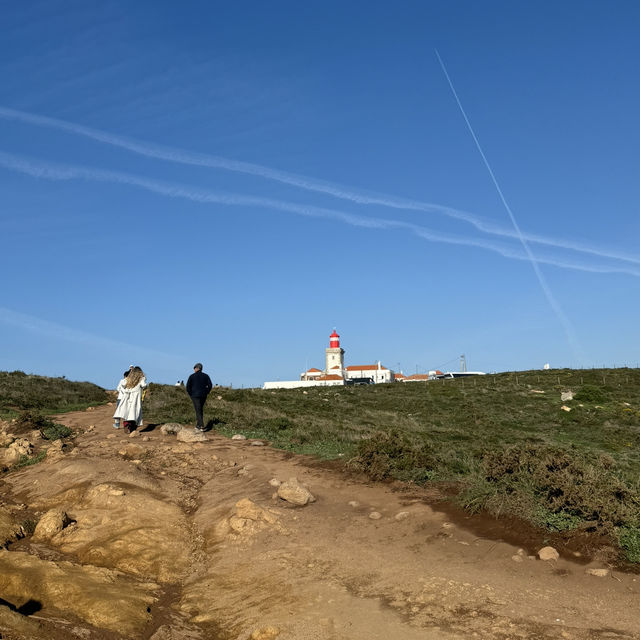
[560,405,572,412]
[160,423,183,435]
[394,511,410,521]
[561,390,575,402]
[32,509,71,541]
[369,512,382,520]
[537,546,559,561]
[177,430,207,443]
[277,477,315,506]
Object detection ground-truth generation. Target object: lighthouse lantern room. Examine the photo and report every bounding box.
[325,328,345,373]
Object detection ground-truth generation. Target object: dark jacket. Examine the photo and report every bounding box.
[186,371,213,398]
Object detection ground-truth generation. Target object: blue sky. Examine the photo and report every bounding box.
[1,1,639,389]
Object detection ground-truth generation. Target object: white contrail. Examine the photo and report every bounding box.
[435,49,583,358]
[1,150,638,279]
[0,306,183,365]
[0,105,637,266]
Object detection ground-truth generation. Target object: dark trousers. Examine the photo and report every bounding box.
[191,395,207,428]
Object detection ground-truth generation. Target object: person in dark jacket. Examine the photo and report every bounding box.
[186,363,213,432]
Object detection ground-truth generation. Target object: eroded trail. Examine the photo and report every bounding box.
[0,405,639,639]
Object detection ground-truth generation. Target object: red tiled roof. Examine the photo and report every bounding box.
[394,373,406,379]
[315,374,344,381]
[306,368,322,372]
[405,374,429,380]
[345,364,388,371]
[330,365,341,369]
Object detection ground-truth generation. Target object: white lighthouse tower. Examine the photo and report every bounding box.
[325,329,345,375]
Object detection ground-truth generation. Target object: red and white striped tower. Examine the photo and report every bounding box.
[325,328,345,375]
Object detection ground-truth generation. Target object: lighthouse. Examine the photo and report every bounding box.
[325,328,345,374]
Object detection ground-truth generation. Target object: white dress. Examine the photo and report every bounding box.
[113,377,148,425]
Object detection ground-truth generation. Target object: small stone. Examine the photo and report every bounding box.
[441,522,455,529]
[251,440,266,446]
[128,430,139,438]
[538,546,559,561]
[216,395,222,400]
[277,477,315,506]
[511,555,523,563]
[107,434,116,439]
[231,434,247,440]
[142,436,150,442]
[86,425,95,431]
[109,489,125,496]
[560,405,572,412]
[119,444,144,459]
[268,478,281,487]
[394,511,410,521]
[369,511,382,520]
[585,568,609,577]
[348,501,359,507]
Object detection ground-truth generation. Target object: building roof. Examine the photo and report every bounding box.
[330,365,341,369]
[306,368,322,372]
[345,364,388,371]
[315,374,344,381]
[404,374,430,380]
[394,372,406,379]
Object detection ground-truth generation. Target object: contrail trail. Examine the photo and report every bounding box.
[0,306,183,365]
[435,49,583,359]
[0,150,638,278]
[0,105,637,266]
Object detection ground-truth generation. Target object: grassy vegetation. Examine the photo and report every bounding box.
[145,368,640,562]
[0,371,109,419]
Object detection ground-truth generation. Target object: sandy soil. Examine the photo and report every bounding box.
[0,404,639,640]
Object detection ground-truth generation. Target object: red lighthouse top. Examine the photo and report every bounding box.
[329,329,340,349]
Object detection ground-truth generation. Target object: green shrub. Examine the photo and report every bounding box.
[472,444,639,531]
[16,451,47,468]
[14,411,71,440]
[575,385,609,403]
[349,430,437,482]
[618,526,640,563]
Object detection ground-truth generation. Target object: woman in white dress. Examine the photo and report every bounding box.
[113,366,147,433]
[113,370,130,429]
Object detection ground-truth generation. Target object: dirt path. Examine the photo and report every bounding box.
[1,405,639,639]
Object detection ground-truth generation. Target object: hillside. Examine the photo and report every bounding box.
[0,371,109,418]
[1,403,639,639]
[145,367,640,563]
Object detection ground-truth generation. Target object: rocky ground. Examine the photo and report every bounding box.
[0,405,639,640]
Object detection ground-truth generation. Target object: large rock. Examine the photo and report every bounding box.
[0,550,156,635]
[32,509,71,541]
[561,390,575,402]
[277,477,315,506]
[160,423,183,435]
[177,429,207,443]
